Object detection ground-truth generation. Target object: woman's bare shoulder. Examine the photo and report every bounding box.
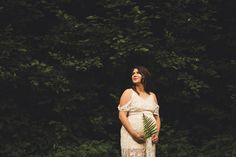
[150,92,158,102]
[121,88,133,97]
[150,91,157,96]
[119,88,133,105]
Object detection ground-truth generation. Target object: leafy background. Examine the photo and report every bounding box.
[0,0,235,156]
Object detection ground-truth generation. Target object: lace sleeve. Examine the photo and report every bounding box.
[118,99,132,111]
[153,104,160,116]
[117,89,134,111]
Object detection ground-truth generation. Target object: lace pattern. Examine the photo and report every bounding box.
[118,99,131,111]
[118,90,134,111]
[153,105,159,116]
[121,139,156,157]
[121,148,145,157]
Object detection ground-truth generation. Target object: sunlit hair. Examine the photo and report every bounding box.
[131,66,152,95]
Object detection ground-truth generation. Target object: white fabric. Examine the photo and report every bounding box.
[118,89,160,157]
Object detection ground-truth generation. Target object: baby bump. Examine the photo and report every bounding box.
[128,113,156,132]
[128,115,144,132]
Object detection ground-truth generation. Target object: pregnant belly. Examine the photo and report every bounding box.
[128,112,156,132]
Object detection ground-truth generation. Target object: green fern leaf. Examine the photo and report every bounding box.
[143,113,158,139]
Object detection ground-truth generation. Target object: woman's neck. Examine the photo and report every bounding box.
[135,84,145,93]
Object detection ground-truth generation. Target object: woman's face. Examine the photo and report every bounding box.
[131,68,143,84]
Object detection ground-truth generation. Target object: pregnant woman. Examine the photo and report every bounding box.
[118,66,161,157]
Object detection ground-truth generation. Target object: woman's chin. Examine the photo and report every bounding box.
[133,81,141,85]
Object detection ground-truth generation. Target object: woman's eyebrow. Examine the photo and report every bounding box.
[132,71,139,74]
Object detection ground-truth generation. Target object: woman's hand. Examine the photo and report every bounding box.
[151,133,159,144]
[131,132,145,144]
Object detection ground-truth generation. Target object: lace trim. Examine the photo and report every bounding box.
[121,148,145,157]
[118,99,132,111]
[118,89,134,111]
[121,139,155,157]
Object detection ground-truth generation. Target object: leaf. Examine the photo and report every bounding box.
[143,113,158,139]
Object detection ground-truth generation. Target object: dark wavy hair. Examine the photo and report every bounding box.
[131,66,153,95]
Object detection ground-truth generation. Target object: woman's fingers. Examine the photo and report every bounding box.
[137,135,145,143]
[151,134,159,143]
[132,132,145,143]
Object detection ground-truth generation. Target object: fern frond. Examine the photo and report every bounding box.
[143,113,158,139]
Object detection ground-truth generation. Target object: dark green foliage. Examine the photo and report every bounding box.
[0,0,235,156]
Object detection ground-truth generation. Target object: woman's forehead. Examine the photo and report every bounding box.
[132,68,139,72]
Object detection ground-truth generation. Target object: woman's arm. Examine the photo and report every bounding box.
[151,92,161,143]
[155,115,161,135]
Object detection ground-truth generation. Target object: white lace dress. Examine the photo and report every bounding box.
[118,89,160,157]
